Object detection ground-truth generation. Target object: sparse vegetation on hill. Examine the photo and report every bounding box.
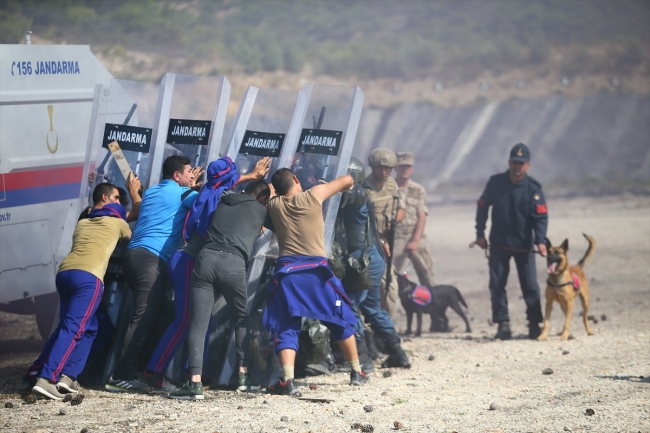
[2,0,649,83]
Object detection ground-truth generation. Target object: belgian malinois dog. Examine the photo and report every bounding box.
[538,234,596,341]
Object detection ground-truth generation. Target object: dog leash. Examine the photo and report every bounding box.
[469,242,543,259]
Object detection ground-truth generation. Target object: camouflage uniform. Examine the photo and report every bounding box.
[362,149,404,318]
[395,178,435,287]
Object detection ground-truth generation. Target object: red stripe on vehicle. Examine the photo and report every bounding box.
[4,166,83,191]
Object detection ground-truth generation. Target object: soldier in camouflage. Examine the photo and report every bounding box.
[362,148,405,319]
[394,152,435,287]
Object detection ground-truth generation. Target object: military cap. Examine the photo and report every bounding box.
[509,143,530,162]
[396,152,414,166]
[368,148,397,168]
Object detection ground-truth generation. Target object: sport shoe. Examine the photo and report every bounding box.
[237,372,261,392]
[32,377,65,400]
[105,376,151,393]
[349,370,369,386]
[169,381,204,400]
[57,374,81,393]
[495,321,512,340]
[23,370,40,387]
[141,369,177,392]
[267,378,301,397]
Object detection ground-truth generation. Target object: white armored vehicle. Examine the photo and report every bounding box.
[0,41,113,338]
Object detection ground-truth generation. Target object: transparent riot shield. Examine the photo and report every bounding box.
[77,79,160,385]
[284,84,364,257]
[205,87,307,387]
[147,74,230,187]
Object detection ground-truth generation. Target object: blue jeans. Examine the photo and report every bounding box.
[345,245,395,337]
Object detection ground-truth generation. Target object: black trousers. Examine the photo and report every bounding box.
[113,247,168,380]
[187,249,249,377]
[488,249,543,324]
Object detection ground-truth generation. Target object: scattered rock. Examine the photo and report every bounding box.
[361,424,374,433]
[428,355,435,361]
[262,400,268,404]
[80,428,89,433]
[489,402,498,411]
[309,383,318,390]
[542,368,554,375]
[63,394,73,402]
[23,394,37,404]
[585,408,595,416]
[381,392,388,396]
[70,394,84,406]
[59,407,67,416]
[364,405,373,412]
[5,402,13,408]
[476,363,480,367]
[601,314,607,321]
[237,405,243,409]
[383,370,393,378]
[339,408,347,415]
[564,427,571,432]
[280,416,289,422]
[562,350,570,355]
[393,420,405,430]
[351,422,363,430]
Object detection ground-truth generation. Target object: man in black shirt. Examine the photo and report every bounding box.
[170,180,271,399]
[474,143,548,340]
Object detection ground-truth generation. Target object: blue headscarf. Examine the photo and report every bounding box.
[88,202,127,220]
[183,157,240,242]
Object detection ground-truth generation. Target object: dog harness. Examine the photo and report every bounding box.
[410,285,433,306]
[547,272,580,291]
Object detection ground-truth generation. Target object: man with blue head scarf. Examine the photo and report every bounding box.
[29,203,131,400]
[138,156,271,392]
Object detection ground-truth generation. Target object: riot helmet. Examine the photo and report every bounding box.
[348,157,365,183]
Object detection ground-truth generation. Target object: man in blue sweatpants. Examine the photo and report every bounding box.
[29,203,131,400]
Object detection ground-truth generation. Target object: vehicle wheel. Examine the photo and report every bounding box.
[35,292,59,341]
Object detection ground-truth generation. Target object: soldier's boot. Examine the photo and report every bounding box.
[356,337,374,373]
[364,329,382,360]
[377,331,411,369]
[329,337,350,372]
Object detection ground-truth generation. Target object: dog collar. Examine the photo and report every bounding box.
[546,279,573,288]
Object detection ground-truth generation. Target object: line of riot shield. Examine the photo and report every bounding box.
[77,79,161,385]
[206,87,308,388]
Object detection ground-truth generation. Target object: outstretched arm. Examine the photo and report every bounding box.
[237,157,271,184]
[310,174,354,204]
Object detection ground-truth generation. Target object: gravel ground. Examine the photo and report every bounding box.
[1,194,649,433]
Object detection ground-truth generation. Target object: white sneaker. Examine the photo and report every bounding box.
[33,378,65,400]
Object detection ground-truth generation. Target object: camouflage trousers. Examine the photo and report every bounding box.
[393,234,435,287]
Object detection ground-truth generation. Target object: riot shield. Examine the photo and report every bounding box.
[147,74,230,187]
[284,84,364,257]
[77,79,160,385]
[207,87,307,387]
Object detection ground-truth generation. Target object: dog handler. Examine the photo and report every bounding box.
[29,203,131,400]
[474,143,548,340]
[263,168,369,396]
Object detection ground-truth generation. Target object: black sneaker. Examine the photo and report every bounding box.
[495,321,512,340]
[141,369,177,392]
[23,370,40,387]
[349,370,369,386]
[169,381,203,400]
[267,379,301,397]
[105,376,151,393]
[528,322,541,340]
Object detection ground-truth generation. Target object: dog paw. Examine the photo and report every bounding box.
[537,335,547,341]
[560,334,569,341]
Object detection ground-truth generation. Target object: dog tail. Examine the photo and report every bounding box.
[577,233,596,268]
[455,287,468,309]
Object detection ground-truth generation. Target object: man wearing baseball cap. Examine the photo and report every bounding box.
[474,143,548,340]
[394,152,435,289]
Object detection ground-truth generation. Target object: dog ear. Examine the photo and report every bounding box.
[545,237,552,249]
[560,238,569,251]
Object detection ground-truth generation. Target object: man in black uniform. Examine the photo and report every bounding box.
[474,143,548,340]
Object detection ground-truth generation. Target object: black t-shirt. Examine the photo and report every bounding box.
[202,192,268,264]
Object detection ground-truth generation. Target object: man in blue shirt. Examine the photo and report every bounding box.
[106,155,201,392]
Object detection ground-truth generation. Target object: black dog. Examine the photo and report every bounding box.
[397,275,471,336]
